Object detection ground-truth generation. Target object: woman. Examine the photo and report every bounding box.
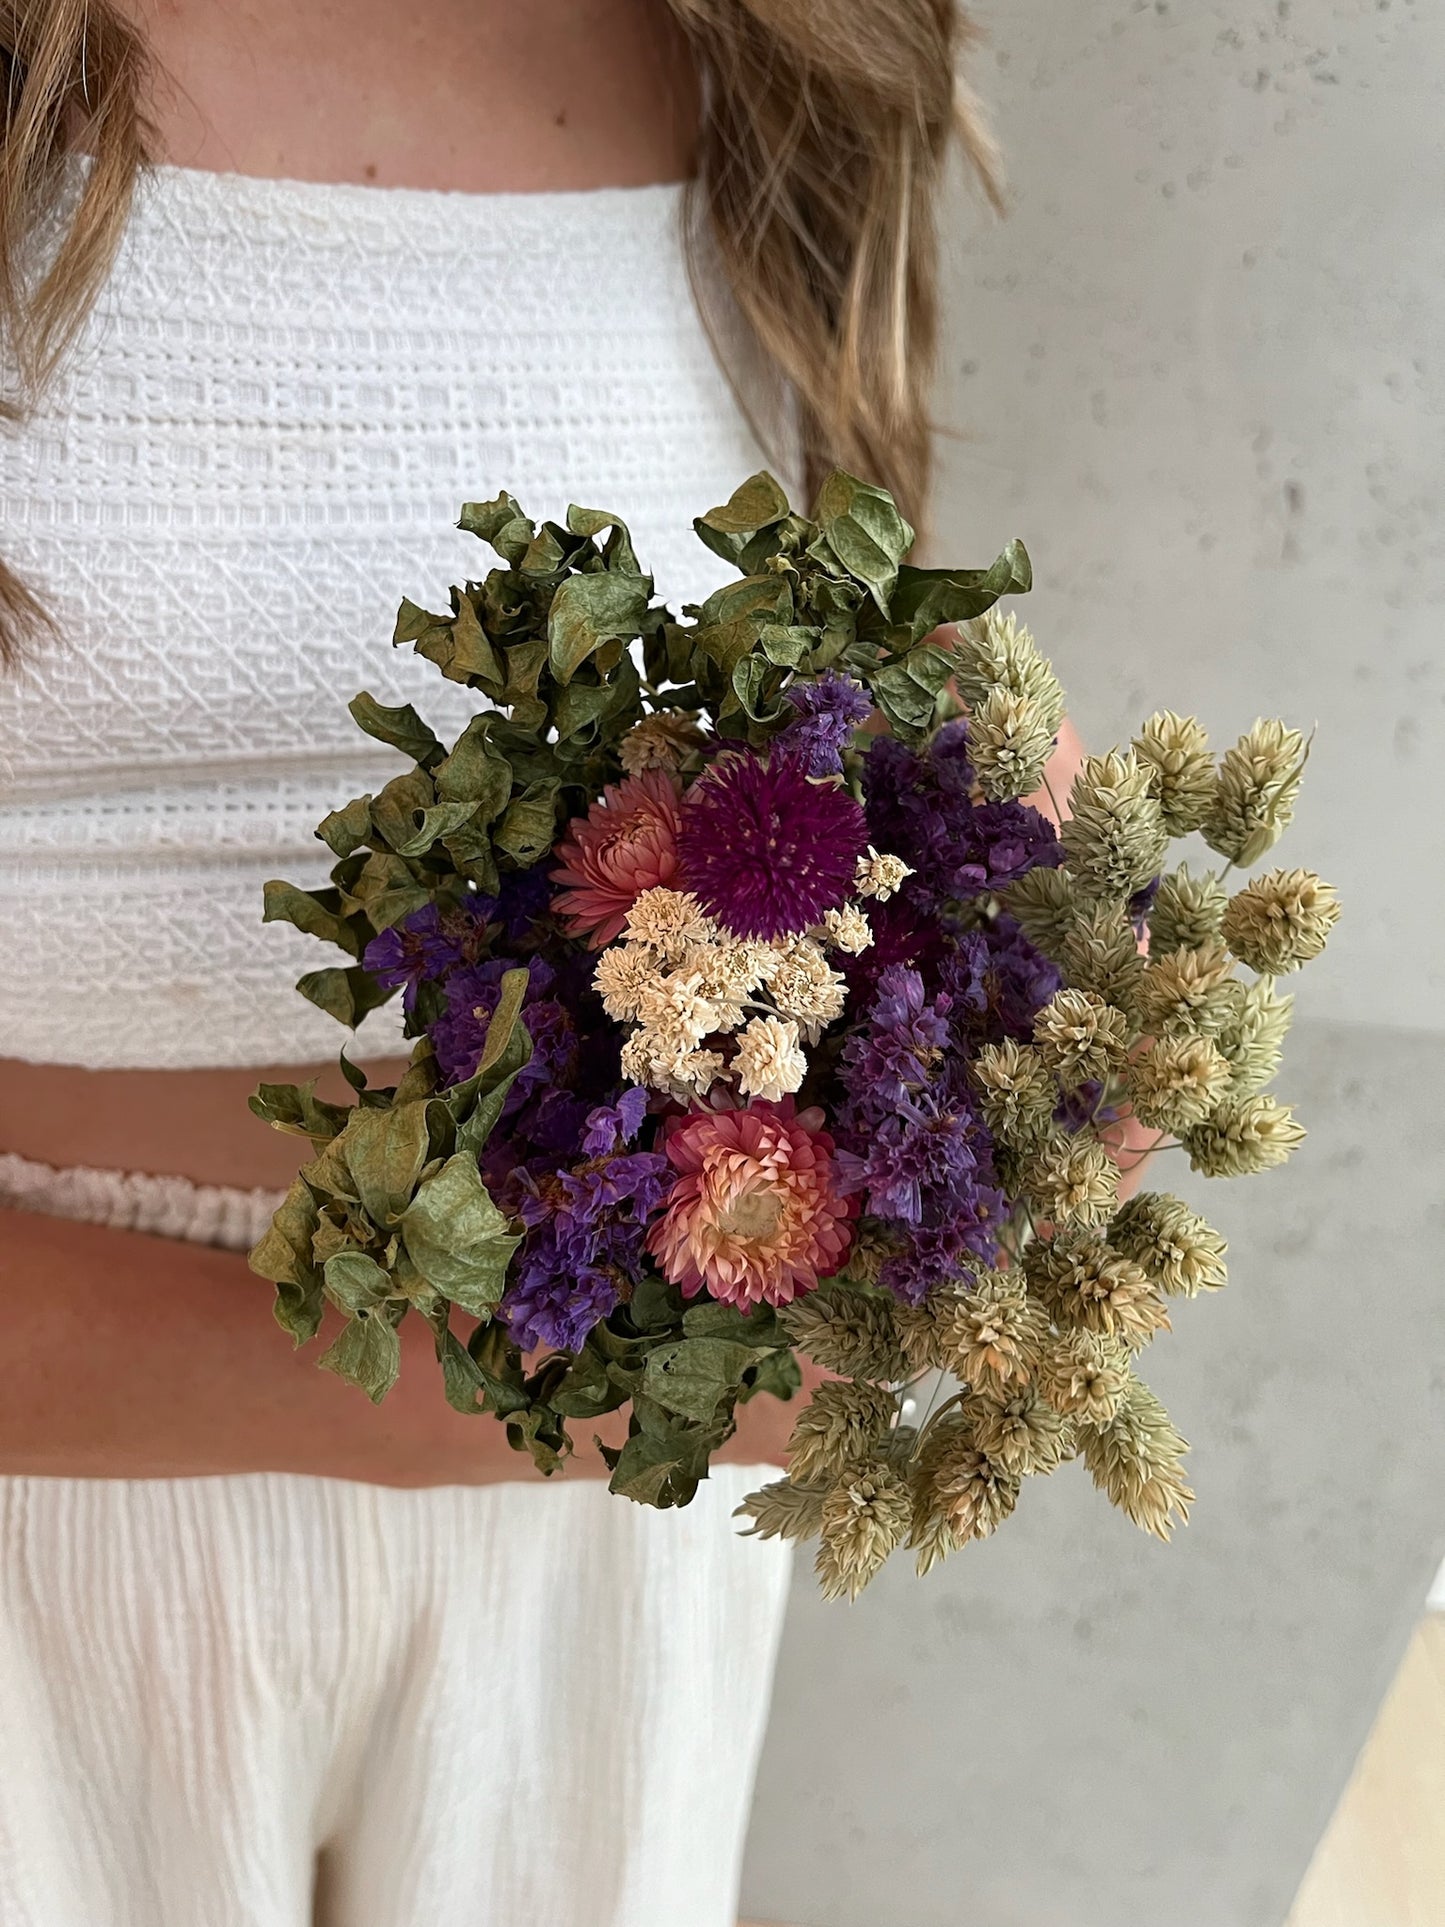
[0,1,998,1920]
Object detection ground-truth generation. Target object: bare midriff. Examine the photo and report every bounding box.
[0,1054,800,1483]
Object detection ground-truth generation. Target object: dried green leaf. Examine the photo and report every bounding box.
[344,852,432,933]
[605,1425,713,1508]
[248,1080,350,1141]
[868,643,955,743]
[387,800,481,858]
[342,1102,432,1227]
[316,793,374,860]
[565,502,641,576]
[261,881,365,959]
[296,966,396,1030]
[322,1249,394,1315]
[458,492,530,557]
[434,716,513,816]
[368,766,437,853]
[400,1152,520,1317]
[888,540,1033,644]
[692,470,791,564]
[551,675,624,742]
[640,1336,767,1423]
[811,469,915,612]
[248,1175,324,1343]
[492,783,559,865]
[498,635,550,715]
[550,1344,631,1419]
[435,592,504,687]
[347,689,443,768]
[318,1311,402,1404]
[547,570,651,684]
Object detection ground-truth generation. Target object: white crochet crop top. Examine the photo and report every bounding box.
[0,161,785,1069]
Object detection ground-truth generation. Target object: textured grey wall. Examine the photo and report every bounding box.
[930,0,1444,1034]
[742,4,1445,1923]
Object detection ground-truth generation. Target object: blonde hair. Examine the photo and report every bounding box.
[0,0,998,663]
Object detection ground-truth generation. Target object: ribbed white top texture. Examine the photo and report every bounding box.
[0,162,784,1067]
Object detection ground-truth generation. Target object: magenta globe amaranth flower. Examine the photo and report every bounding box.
[677,749,868,940]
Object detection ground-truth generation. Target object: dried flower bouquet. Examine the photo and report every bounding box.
[251,470,1336,1599]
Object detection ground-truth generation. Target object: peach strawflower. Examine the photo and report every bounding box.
[647,1099,854,1309]
[551,770,684,948]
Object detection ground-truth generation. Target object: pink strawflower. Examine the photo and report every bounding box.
[552,769,684,947]
[647,1099,855,1308]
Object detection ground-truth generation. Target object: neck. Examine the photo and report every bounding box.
[111,0,700,194]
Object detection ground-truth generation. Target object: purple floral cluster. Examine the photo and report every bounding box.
[365,893,664,1353]
[362,870,553,1011]
[861,722,1063,910]
[432,955,576,1099]
[937,916,1063,1052]
[835,965,1009,1305]
[777,669,874,776]
[841,715,1065,1051]
[831,730,1070,1305]
[499,1090,671,1352]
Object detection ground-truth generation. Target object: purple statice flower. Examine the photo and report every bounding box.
[861,732,1063,913]
[835,963,1007,1300]
[974,912,1062,1043]
[494,865,554,942]
[364,878,552,1012]
[839,894,950,1004]
[929,717,976,795]
[947,801,1064,897]
[838,1104,989,1228]
[776,670,874,776]
[430,955,576,1101]
[362,896,492,1010]
[518,1088,594,1158]
[879,1201,1010,1306]
[581,1086,650,1156]
[500,1145,672,1352]
[500,1264,622,1355]
[677,748,868,940]
[936,929,992,1029]
[838,966,951,1114]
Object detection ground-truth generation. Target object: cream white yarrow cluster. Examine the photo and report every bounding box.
[594,865,909,1102]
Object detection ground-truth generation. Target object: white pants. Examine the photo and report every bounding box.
[0,1468,791,1927]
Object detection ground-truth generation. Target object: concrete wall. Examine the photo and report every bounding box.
[932,0,1444,1036]
[742,4,1445,1922]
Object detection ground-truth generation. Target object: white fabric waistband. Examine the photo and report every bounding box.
[0,1150,284,1252]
